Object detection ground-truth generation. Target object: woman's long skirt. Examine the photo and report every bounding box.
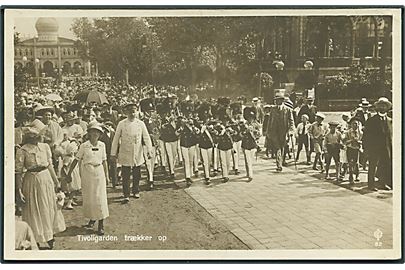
[81,164,109,220]
[22,170,66,243]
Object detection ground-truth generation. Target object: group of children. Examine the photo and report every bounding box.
[294,112,363,183]
[157,108,262,186]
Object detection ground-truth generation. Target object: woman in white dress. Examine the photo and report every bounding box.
[68,122,109,235]
[15,126,65,249]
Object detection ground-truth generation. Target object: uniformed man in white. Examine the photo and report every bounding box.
[111,103,152,204]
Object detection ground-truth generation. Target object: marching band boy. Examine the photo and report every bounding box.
[178,117,199,187]
[216,123,234,183]
[241,108,261,181]
[199,120,215,185]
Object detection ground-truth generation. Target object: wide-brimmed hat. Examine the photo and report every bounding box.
[252,97,259,103]
[87,122,104,133]
[328,121,339,126]
[34,105,54,116]
[304,60,314,68]
[26,119,47,136]
[274,92,285,100]
[359,99,371,107]
[374,97,392,109]
[275,61,285,69]
[315,112,325,119]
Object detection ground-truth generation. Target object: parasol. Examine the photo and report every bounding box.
[74,90,108,104]
[45,93,63,102]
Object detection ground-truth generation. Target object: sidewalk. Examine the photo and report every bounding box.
[185,155,393,250]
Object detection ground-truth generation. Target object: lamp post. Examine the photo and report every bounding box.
[35,58,40,88]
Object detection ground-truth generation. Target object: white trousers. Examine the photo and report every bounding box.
[219,149,232,178]
[177,140,183,163]
[200,148,212,179]
[181,146,196,179]
[243,148,256,178]
[193,144,200,173]
[143,145,156,182]
[213,146,219,171]
[233,140,242,171]
[165,141,178,174]
[158,139,167,167]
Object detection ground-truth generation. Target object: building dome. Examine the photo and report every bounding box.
[35,17,59,42]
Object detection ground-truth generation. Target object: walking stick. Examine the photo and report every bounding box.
[290,134,297,170]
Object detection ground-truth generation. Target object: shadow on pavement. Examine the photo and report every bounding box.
[55,225,94,237]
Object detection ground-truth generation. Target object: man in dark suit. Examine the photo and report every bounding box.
[362,97,393,191]
[354,99,372,126]
[264,93,295,171]
[100,121,117,188]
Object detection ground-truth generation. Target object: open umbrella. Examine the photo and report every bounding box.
[45,93,63,102]
[74,90,108,104]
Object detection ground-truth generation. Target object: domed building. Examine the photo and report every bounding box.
[14,17,91,78]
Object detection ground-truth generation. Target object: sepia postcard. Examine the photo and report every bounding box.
[2,7,403,261]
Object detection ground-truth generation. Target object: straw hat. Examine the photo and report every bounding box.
[87,122,104,133]
[26,119,47,136]
[34,105,54,116]
[315,112,325,119]
[374,97,392,109]
[274,92,285,100]
[328,121,339,126]
[304,60,314,68]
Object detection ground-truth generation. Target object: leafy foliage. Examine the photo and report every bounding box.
[322,64,391,99]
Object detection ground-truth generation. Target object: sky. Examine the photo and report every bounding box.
[14,17,77,40]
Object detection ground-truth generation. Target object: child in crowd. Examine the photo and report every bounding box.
[344,118,363,183]
[323,121,343,180]
[295,114,311,164]
[309,112,327,172]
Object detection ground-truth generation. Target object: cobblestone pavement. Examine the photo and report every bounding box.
[184,153,393,250]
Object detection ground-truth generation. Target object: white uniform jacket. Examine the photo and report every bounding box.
[111,118,152,167]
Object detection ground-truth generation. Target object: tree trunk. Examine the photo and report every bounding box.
[125,68,129,86]
[190,61,197,92]
[372,17,379,58]
[351,26,357,58]
[214,46,223,94]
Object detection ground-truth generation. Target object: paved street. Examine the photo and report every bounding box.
[185,152,393,250]
[52,112,393,250]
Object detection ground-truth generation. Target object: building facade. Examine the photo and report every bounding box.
[14,17,91,77]
[261,16,392,72]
